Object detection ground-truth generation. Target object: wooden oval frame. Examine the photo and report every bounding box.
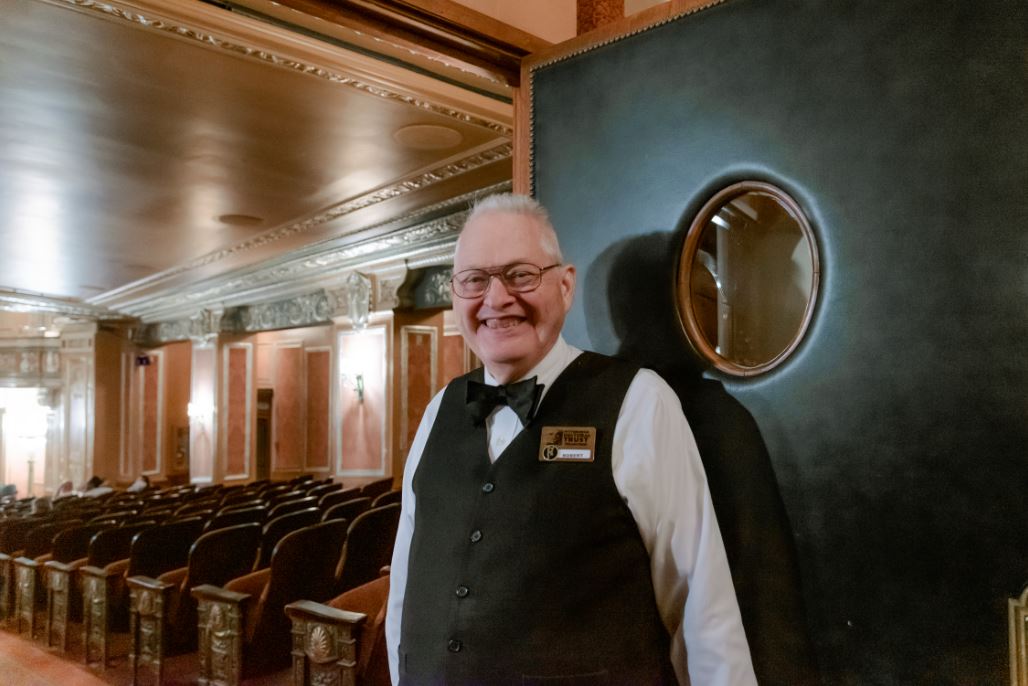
[676,181,820,377]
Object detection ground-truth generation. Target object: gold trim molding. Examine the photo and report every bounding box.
[49,0,512,136]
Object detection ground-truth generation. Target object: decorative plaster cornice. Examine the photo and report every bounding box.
[119,180,510,322]
[222,292,331,334]
[52,0,512,138]
[0,288,115,318]
[90,144,511,308]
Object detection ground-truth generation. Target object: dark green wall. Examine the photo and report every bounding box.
[531,1,1027,683]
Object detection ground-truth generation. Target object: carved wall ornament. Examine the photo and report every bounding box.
[0,344,62,386]
[307,624,333,663]
[344,272,372,330]
[189,308,223,344]
[376,276,403,312]
[222,292,331,333]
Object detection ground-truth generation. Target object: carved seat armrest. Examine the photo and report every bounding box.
[286,599,366,626]
[13,556,41,635]
[192,584,252,686]
[45,557,85,574]
[285,601,367,686]
[44,558,86,651]
[192,584,251,605]
[127,575,175,685]
[128,575,174,592]
[80,563,126,667]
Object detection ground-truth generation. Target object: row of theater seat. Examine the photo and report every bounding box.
[0,475,400,685]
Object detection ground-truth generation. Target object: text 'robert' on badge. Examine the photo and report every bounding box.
[538,426,597,462]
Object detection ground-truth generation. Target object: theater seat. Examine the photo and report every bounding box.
[256,507,321,570]
[126,522,262,684]
[359,477,394,501]
[371,490,402,508]
[0,515,48,622]
[44,522,145,654]
[322,497,371,524]
[335,504,401,596]
[80,517,204,668]
[320,486,362,510]
[192,519,349,684]
[12,518,83,637]
[285,573,391,686]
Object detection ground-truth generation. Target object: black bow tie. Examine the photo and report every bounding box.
[466,377,543,426]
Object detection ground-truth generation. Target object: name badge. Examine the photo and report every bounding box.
[538,426,596,462]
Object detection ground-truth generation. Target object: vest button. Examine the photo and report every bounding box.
[455,585,469,598]
[481,482,494,493]
[469,529,482,543]
[448,638,463,652]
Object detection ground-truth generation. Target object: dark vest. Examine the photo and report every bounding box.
[400,352,674,686]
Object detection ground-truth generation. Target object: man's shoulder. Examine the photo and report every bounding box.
[570,350,642,376]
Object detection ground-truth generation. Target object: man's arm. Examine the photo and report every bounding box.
[385,389,444,686]
[613,369,757,686]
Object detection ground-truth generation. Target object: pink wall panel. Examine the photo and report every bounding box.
[225,347,249,477]
[339,328,386,472]
[305,350,330,470]
[274,346,304,471]
[142,357,159,473]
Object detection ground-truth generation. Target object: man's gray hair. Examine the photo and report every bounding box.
[463,193,564,262]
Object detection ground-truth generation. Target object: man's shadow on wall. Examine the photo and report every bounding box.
[584,232,820,686]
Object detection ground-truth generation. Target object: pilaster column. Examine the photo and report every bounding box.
[187,310,222,485]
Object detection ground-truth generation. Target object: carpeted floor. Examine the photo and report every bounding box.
[0,621,292,686]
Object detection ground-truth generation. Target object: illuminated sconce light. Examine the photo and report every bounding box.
[354,373,364,403]
[187,401,214,421]
[342,372,365,403]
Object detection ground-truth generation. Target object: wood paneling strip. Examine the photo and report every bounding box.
[274,345,304,471]
[225,346,251,478]
[305,349,330,470]
[400,326,437,454]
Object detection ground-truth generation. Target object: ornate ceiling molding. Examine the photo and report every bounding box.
[90,143,511,308]
[52,0,513,137]
[119,180,509,322]
[0,288,117,318]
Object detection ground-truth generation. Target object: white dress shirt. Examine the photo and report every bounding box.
[387,337,756,685]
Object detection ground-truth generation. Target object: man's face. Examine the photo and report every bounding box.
[452,211,575,383]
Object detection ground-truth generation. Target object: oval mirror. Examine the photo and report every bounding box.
[676,181,820,376]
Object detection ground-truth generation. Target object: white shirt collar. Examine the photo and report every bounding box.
[483,335,582,397]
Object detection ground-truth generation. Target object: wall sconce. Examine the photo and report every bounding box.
[342,373,365,403]
[187,401,214,421]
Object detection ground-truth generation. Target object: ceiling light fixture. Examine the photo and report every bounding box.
[393,124,464,151]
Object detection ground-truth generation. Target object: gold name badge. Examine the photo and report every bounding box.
[538,426,597,462]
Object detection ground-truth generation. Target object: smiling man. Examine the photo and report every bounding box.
[386,194,756,685]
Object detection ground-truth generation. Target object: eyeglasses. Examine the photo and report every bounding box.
[450,262,562,299]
